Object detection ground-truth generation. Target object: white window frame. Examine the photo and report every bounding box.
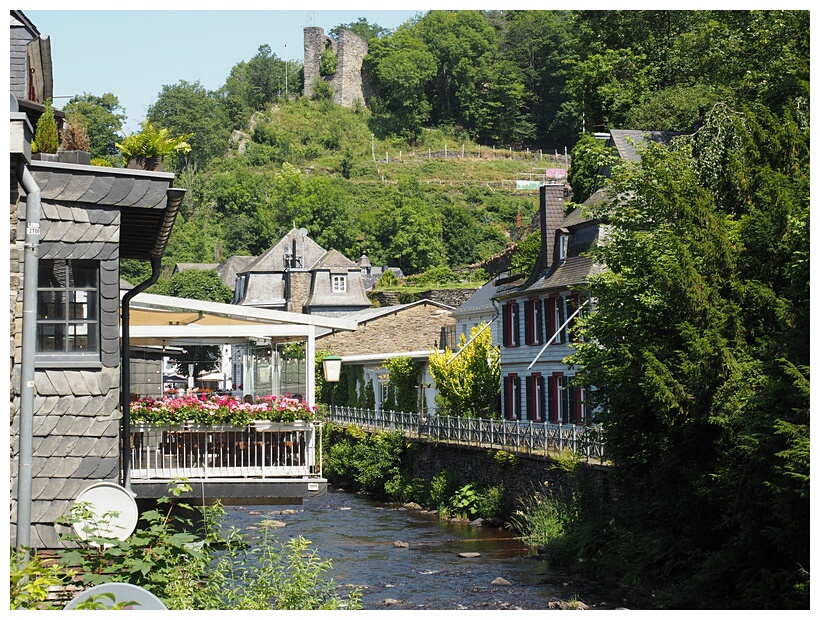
[332,274,347,293]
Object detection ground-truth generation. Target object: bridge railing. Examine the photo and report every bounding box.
[325,407,606,464]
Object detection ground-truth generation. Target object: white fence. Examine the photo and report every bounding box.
[130,422,322,480]
[326,407,607,464]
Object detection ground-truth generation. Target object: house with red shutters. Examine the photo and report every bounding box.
[495,130,685,424]
[494,182,597,423]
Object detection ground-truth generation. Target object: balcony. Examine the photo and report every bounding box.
[128,422,325,504]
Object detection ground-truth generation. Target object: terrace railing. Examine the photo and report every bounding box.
[130,421,322,481]
[326,407,607,465]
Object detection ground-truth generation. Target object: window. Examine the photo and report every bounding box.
[526,373,545,421]
[502,302,520,347]
[559,233,569,261]
[524,298,543,346]
[332,274,347,293]
[503,374,521,420]
[37,260,99,360]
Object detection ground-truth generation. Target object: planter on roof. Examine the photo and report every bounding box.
[126,155,163,171]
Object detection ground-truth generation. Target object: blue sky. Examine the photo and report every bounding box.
[22,7,424,133]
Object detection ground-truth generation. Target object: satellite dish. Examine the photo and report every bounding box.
[63,582,167,610]
[298,227,308,237]
[72,482,139,544]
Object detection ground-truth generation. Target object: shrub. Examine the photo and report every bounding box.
[60,111,90,152]
[446,483,480,519]
[475,485,506,520]
[376,269,400,288]
[311,78,333,101]
[10,547,74,610]
[32,98,59,154]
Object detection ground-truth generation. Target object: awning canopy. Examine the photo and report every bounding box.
[123,292,356,347]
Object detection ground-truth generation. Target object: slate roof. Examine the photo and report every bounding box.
[240,272,287,307]
[312,248,357,271]
[452,276,520,318]
[242,227,327,273]
[29,160,184,259]
[608,129,686,162]
[216,255,255,290]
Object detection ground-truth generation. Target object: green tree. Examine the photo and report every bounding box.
[330,18,390,42]
[63,92,125,162]
[152,268,233,304]
[509,231,540,276]
[374,186,447,275]
[416,10,498,133]
[566,132,615,203]
[429,323,500,417]
[366,29,436,140]
[148,80,231,170]
[499,10,575,146]
[568,102,809,607]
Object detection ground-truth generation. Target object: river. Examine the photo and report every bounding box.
[224,487,634,610]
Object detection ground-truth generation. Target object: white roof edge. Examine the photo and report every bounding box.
[127,292,356,331]
[339,350,439,363]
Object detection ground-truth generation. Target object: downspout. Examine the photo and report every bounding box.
[16,161,40,553]
[120,256,162,490]
[121,186,184,490]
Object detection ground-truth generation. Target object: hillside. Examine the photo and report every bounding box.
[151,98,564,282]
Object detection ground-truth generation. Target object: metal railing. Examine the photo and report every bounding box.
[130,422,323,480]
[325,407,607,464]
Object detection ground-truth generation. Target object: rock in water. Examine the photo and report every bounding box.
[491,577,512,586]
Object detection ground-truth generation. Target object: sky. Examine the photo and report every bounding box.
[21,5,425,133]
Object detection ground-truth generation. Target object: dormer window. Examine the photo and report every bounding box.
[559,233,569,261]
[332,274,347,293]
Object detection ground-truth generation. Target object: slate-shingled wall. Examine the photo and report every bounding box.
[10,198,122,549]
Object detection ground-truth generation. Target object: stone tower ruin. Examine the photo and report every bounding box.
[303,27,368,108]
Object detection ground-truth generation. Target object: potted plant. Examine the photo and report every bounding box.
[31,98,60,161]
[57,111,92,165]
[115,120,192,171]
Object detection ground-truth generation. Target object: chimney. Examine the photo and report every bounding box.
[522,183,565,287]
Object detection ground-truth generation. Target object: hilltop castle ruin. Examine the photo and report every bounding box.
[303,27,368,108]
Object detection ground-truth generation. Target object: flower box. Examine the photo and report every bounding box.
[130,394,317,427]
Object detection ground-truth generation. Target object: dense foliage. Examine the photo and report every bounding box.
[566,102,809,608]
[324,426,506,520]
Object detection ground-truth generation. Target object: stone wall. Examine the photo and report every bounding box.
[333,29,368,107]
[418,288,478,308]
[405,441,612,519]
[318,302,455,355]
[327,427,612,519]
[303,26,368,108]
[302,26,331,101]
[286,270,310,314]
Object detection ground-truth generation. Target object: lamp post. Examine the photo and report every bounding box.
[322,355,342,411]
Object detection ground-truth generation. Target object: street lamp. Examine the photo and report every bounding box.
[322,355,342,410]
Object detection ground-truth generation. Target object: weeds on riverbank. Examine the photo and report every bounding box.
[12,481,360,610]
[326,426,506,522]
